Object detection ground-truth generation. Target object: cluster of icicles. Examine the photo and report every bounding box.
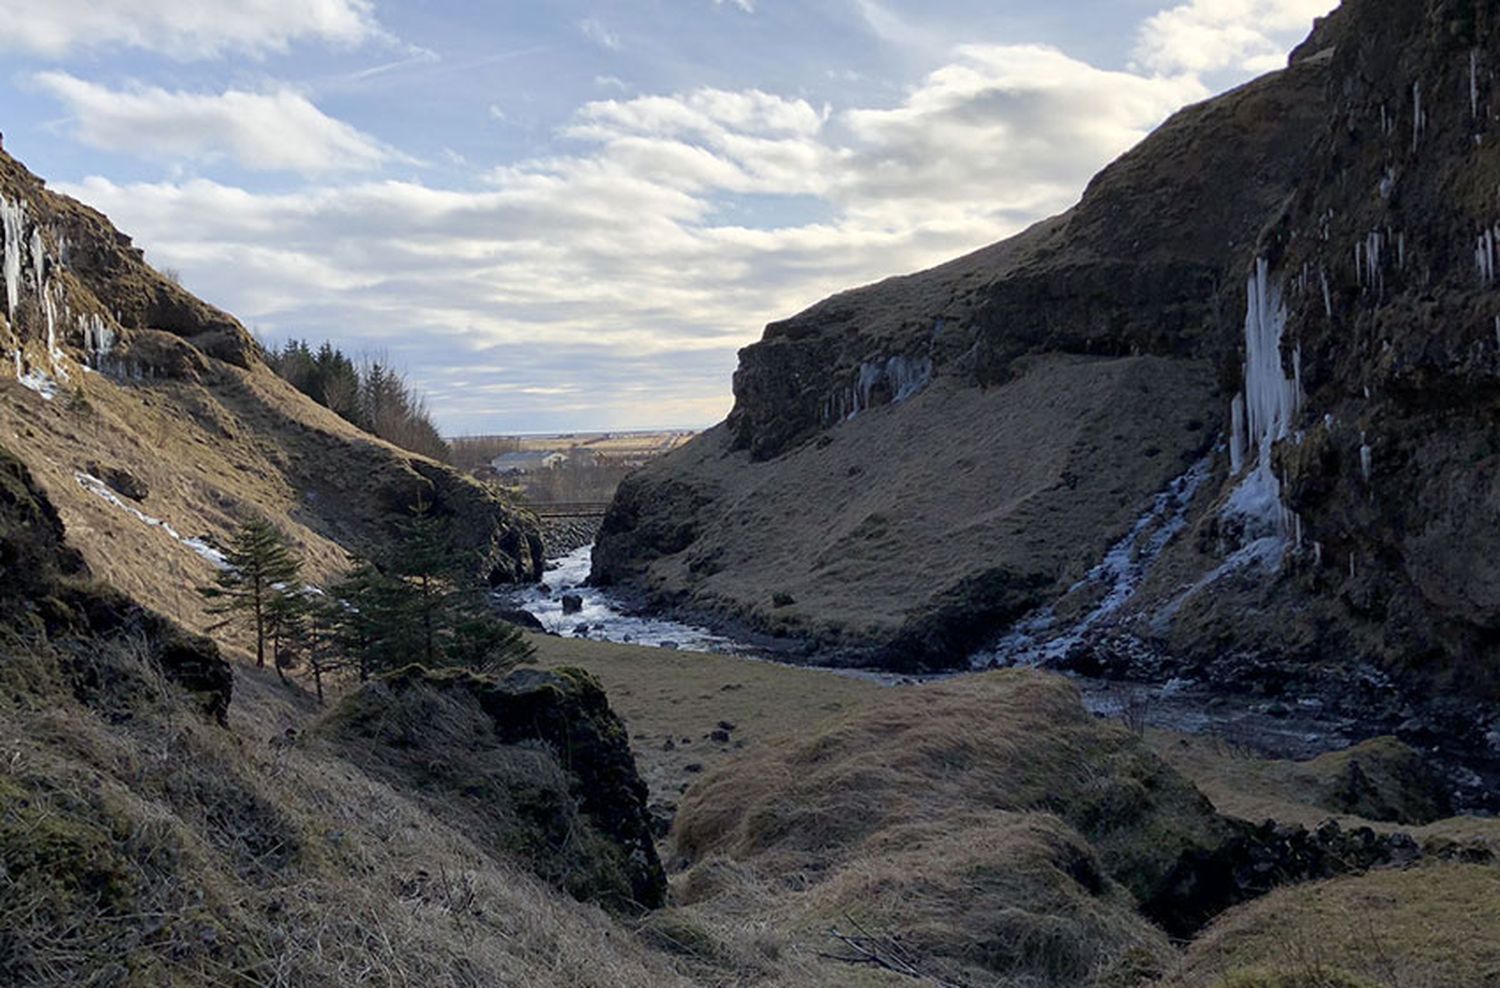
[2,192,117,399]
[821,353,933,424]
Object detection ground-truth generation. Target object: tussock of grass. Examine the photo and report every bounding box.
[674,670,1225,903]
[668,670,1227,985]
[1161,864,1500,988]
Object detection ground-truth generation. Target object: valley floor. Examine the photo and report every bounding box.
[529,633,1500,988]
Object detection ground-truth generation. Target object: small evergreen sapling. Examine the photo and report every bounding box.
[198,517,303,674]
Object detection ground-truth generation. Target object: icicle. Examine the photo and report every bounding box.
[1379,168,1396,200]
[1398,231,1406,271]
[1229,393,1247,475]
[1360,432,1373,483]
[1412,82,1425,152]
[1222,259,1301,545]
[1,196,24,320]
[1321,267,1333,319]
[1313,542,1323,568]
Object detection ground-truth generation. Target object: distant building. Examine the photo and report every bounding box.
[490,451,566,476]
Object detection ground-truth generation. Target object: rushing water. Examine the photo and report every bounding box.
[497,544,753,653]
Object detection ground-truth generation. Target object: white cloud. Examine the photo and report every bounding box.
[0,0,381,59]
[579,18,622,51]
[714,0,756,12]
[52,41,1215,431]
[840,45,1207,209]
[35,73,398,176]
[1134,0,1336,75]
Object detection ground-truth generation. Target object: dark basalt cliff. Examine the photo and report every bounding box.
[595,0,1500,707]
[725,27,1339,463]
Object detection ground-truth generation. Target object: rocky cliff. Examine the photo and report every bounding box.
[593,15,1340,666]
[593,0,1500,709]
[0,148,542,640]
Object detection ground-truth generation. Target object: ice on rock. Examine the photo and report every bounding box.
[1224,259,1301,545]
[2,195,24,321]
[83,313,116,370]
[1473,50,1482,120]
[1412,81,1427,152]
[976,456,1214,668]
[825,353,935,422]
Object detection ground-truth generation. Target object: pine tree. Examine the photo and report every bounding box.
[323,499,533,679]
[391,499,452,667]
[302,595,354,704]
[199,518,303,672]
[325,559,415,681]
[264,583,310,685]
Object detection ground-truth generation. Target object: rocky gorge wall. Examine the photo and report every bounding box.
[594,0,1500,703]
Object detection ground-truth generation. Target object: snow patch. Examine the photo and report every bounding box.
[18,368,58,400]
[75,472,229,569]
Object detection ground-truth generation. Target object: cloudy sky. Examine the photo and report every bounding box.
[0,0,1333,434]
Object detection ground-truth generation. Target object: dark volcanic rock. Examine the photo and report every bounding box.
[1146,818,1443,940]
[324,665,667,911]
[495,607,546,632]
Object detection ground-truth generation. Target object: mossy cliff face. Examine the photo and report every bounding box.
[1221,0,1500,688]
[0,444,232,722]
[322,665,667,911]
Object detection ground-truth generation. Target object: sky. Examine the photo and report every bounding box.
[0,0,1335,434]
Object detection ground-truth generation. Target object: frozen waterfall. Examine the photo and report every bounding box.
[1224,259,1301,542]
[2,196,24,322]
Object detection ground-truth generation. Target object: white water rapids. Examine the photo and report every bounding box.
[497,544,750,653]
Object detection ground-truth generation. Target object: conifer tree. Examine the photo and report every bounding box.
[324,499,533,678]
[198,518,303,672]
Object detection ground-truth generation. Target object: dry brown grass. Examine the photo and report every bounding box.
[529,633,881,802]
[0,631,693,987]
[1159,863,1500,988]
[653,670,1227,987]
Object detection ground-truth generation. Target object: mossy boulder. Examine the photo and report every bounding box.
[321,664,666,910]
[1289,736,1452,826]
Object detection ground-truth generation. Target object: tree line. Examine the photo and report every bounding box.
[266,340,451,463]
[200,506,533,702]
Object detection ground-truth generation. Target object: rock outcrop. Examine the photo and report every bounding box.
[322,665,667,911]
